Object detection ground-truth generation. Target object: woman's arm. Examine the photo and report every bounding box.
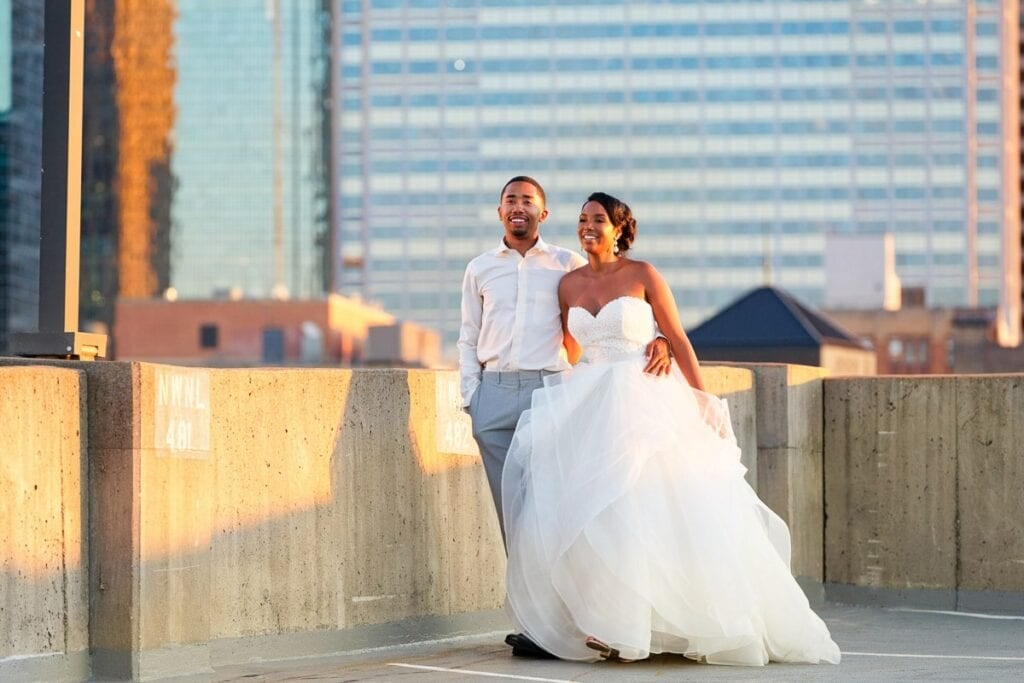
[640,263,705,391]
[558,275,583,365]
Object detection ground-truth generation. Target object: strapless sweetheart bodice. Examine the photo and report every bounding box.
[567,296,656,364]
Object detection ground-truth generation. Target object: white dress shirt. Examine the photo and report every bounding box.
[457,237,587,407]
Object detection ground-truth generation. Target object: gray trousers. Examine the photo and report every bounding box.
[469,370,552,541]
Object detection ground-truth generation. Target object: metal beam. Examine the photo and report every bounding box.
[12,0,106,360]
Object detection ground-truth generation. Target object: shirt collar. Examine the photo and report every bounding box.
[496,235,550,256]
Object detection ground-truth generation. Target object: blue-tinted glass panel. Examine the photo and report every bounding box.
[893,21,924,33]
[408,27,439,40]
[630,23,700,37]
[931,53,963,67]
[554,24,625,38]
[857,21,886,34]
[976,22,998,37]
[445,26,476,40]
[930,20,962,33]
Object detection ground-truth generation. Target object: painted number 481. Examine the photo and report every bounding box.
[165,418,193,451]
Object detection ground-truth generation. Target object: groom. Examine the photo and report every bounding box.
[457,176,671,657]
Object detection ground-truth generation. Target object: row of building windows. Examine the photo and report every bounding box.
[367,286,831,320]
[896,253,968,266]
[453,251,990,269]
[360,123,1001,151]
[342,185,981,206]
[356,152,975,171]
[349,0,856,11]
[358,88,977,107]
[349,52,971,78]
[349,19,976,41]
[354,127,984,148]
[360,122,991,142]
[359,221,986,238]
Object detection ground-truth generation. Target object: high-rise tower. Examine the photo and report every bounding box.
[0,0,43,352]
[79,0,177,333]
[168,2,329,301]
[333,0,1021,350]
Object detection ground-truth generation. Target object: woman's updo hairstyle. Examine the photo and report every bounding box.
[586,191,637,254]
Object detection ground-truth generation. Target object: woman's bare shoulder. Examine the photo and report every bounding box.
[559,268,587,297]
[560,268,588,287]
[624,258,661,280]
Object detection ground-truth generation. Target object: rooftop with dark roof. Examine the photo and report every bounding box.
[688,286,870,350]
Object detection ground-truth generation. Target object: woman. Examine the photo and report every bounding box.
[501,192,841,666]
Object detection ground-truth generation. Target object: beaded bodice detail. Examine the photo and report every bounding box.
[567,296,657,364]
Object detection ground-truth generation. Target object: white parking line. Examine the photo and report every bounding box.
[889,607,1024,621]
[388,663,573,682]
[843,651,1024,662]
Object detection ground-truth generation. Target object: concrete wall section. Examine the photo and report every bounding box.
[955,376,1024,609]
[7,359,1024,682]
[0,367,90,682]
[337,370,504,628]
[702,365,757,488]
[83,363,144,679]
[721,363,829,583]
[204,367,346,642]
[824,377,959,605]
[129,366,504,676]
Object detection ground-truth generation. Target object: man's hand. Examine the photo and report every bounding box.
[643,336,672,376]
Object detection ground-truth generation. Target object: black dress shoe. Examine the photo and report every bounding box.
[505,633,558,659]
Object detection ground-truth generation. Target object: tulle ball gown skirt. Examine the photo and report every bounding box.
[501,354,841,666]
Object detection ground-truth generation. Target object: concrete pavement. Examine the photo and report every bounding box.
[169,603,1024,682]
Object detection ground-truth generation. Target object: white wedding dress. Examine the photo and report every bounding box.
[502,296,841,665]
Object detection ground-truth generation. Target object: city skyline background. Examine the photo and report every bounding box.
[1,0,1021,358]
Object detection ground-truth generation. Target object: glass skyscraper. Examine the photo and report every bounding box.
[169,0,329,300]
[80,1,178,334]
[2,0,331,352]
[0,0,10,351]
[333,0,1020,349]
[0,108,9,353]
[0,0,10,113]
[0,0,43,353]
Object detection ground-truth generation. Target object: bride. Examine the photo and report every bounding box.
[501,192,841,666]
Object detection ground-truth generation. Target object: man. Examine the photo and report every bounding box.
[457,176,671,657]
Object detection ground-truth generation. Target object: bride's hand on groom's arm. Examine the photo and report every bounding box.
[643,336,672,376]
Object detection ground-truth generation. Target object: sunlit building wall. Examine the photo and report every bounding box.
[80,0,178,334]
[169,1,329,300]
[1019,3,1024,334]
[334,0,1020,349]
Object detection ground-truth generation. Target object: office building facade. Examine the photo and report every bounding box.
[3,1,332,352]
[0,0,8,350]
[0,0,43,353]
[168,0,329,301]
[0,110,9,353]
[0,2,178,347]
[80,0,178,333]
[333,0,1020,348]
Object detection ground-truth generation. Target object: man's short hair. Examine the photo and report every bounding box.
[500,176,546,206]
